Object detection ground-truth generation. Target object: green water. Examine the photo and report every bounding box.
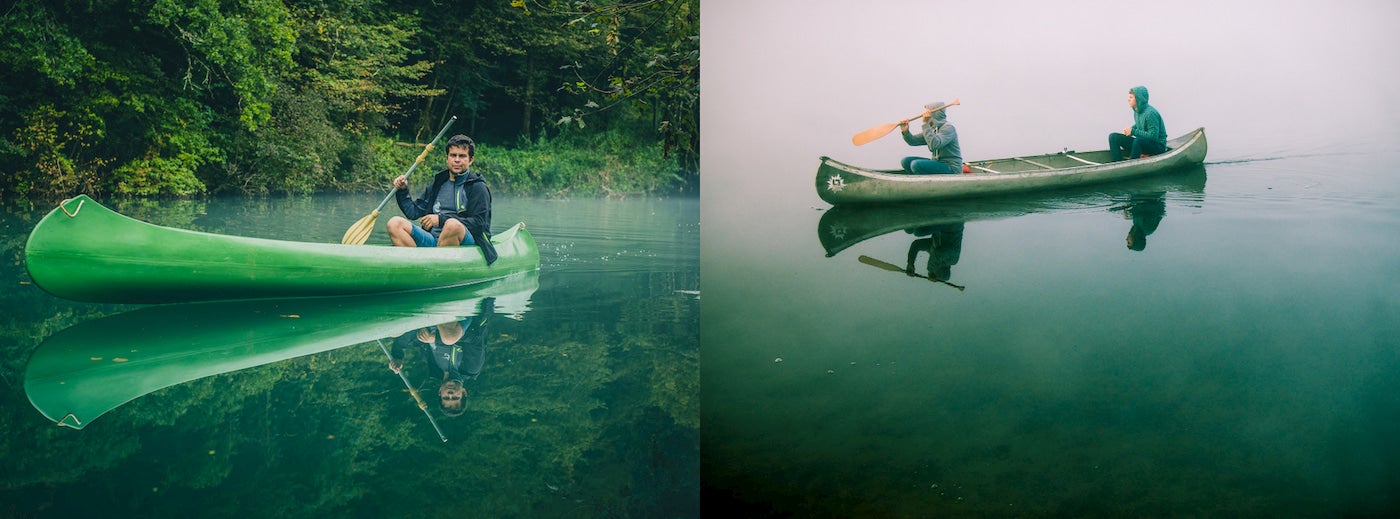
[0,194,699,518]
[700,151,1400,517]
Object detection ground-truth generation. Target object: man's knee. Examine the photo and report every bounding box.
[436,219,466,246]
[441,218,465,233]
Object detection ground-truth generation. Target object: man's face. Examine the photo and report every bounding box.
[447,146,473,174]
[440,380,466,410]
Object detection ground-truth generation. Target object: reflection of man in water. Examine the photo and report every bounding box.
[389,298,494,417]
[1119,193,1165,251]
[905,223,964,281]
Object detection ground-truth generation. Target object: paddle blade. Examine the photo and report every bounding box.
[341,210,380,245]
[858,255,905,273]
[852,122,900,146]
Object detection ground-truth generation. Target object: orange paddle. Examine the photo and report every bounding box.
[851,99,960,146]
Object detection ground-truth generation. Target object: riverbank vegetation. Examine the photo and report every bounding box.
[0,0,698,200]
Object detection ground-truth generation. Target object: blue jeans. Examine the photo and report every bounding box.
[1109,133,1166,161]
[409,225,474,247]
[901,157,957,174]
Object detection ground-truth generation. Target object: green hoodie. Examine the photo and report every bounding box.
[1130,86,1167,147]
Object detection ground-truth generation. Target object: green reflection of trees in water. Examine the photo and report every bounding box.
[0,277,697,517]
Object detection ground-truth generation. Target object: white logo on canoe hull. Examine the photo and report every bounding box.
[826,174,846,191]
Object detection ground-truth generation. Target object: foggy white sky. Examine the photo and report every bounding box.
[700,0,1400,200]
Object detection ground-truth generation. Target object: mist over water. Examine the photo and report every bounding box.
[700,1,1400,516]
[701,0,1400,212]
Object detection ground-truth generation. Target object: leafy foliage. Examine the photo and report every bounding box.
[0,0,697,200]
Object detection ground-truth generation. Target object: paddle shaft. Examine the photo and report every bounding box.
[852,99,960,146]
[370,116,459,214]
[857,255,966,291]
[377,339,449,442]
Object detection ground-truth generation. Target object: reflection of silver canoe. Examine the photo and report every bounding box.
[817,128,1207,205]
[818,165,1206,257]
[23,271,537,430]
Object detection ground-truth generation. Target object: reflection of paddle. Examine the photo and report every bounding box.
[851,99,960,146]
[377,339,449,442]
[342,117,458,245]
[858,255,966,291]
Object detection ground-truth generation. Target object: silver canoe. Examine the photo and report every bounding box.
[816,127,1208,205]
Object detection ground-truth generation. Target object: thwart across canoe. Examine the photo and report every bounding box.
[24,195,540,304]
[816,127,1208,205]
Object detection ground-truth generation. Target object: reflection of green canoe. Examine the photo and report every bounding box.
[23,271,537,429]
[24,195,540,304]
[819,165,1206,257]
[817,128,1207,205]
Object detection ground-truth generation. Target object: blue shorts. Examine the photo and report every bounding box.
[409,225,475,247]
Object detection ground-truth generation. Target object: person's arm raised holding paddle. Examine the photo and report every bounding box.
[895,100,963,175]
[851,98,959,146]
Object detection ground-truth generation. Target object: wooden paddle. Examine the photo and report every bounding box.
[341,116,458,245]
[377,339,449,442]
[851,99,960,146]
[857,254,966,291]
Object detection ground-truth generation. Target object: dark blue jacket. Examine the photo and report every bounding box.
[395,168,497,264]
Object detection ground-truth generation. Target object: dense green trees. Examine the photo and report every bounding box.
[0,0,698,199]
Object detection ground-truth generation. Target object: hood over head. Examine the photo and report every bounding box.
[1130,86,1150,113]
[923,101,948,125]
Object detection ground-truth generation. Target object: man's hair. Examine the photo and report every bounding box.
[446,134,475,159]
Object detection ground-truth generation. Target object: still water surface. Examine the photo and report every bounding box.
[1,194,699,518]
[702,150,1400,517]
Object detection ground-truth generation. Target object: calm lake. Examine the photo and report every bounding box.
[700,149,1400,516]
[700,2,1399,516]
[0,193,699,518]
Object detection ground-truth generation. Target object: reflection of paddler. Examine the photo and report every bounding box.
[1114,193,1165,251]
[389,298,495,418]
[905,223,964,281]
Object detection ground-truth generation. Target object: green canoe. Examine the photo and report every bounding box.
[24,195,540,304]
[23,271,538,429]
[816,127,1208,205]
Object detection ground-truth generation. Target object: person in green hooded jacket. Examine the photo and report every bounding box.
[1109,85,1167,161]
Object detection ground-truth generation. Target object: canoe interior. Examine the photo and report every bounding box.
[866,143,1182,176]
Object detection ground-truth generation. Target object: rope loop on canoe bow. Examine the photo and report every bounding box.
[58,413,82,428]
[59,198,85,218]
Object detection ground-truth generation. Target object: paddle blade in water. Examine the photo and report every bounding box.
[858,255,905,272]
[341,210,379,245]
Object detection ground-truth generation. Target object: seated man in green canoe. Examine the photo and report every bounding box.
[386,134,498,263]
[898,101,963,174]
[1109,85,1167,161]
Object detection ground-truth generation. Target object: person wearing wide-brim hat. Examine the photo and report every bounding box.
[897,101,963,175]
